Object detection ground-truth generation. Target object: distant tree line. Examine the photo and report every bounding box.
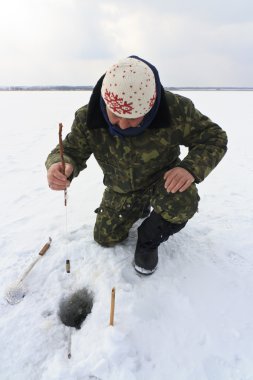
[0,86,252,91]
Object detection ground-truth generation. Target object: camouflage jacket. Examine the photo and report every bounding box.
[46,76,228,193]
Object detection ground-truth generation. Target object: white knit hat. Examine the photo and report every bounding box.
[101,57,156,119]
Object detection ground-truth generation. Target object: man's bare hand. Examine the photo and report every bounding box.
[164,167,194,193]
[47,162,74,191]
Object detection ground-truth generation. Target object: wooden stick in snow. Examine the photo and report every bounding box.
[109,287,116,326]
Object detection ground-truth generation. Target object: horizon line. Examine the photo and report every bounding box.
[0,85,253,91]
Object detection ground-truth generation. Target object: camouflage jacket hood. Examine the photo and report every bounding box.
[46,76,228,193]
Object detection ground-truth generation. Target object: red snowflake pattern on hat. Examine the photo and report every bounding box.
[149,93,156,108]
[104,89,134,115]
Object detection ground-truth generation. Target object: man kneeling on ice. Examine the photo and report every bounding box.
[46,56,228,275]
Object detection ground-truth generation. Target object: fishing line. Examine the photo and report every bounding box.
[58,123,94,359]
[59,123,72,357]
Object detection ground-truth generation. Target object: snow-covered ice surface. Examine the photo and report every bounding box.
[0,90,253,380]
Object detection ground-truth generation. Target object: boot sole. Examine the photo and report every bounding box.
[134,263,157,276]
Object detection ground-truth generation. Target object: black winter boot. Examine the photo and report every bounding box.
[134,211,187,275]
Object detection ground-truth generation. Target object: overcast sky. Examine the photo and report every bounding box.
[1,0,253,86]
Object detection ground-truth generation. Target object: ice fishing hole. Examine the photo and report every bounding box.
[58,288,93,329]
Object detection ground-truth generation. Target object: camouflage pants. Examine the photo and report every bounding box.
[94,177,200,247]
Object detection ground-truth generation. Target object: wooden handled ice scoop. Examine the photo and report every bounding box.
[5,237,52,305]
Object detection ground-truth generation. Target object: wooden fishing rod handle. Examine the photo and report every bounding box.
[39,237,52,256]
[59,123,68,207]
[59,123,66,175]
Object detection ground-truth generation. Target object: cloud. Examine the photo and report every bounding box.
[0,0,252,85]
[97,4,253,85]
